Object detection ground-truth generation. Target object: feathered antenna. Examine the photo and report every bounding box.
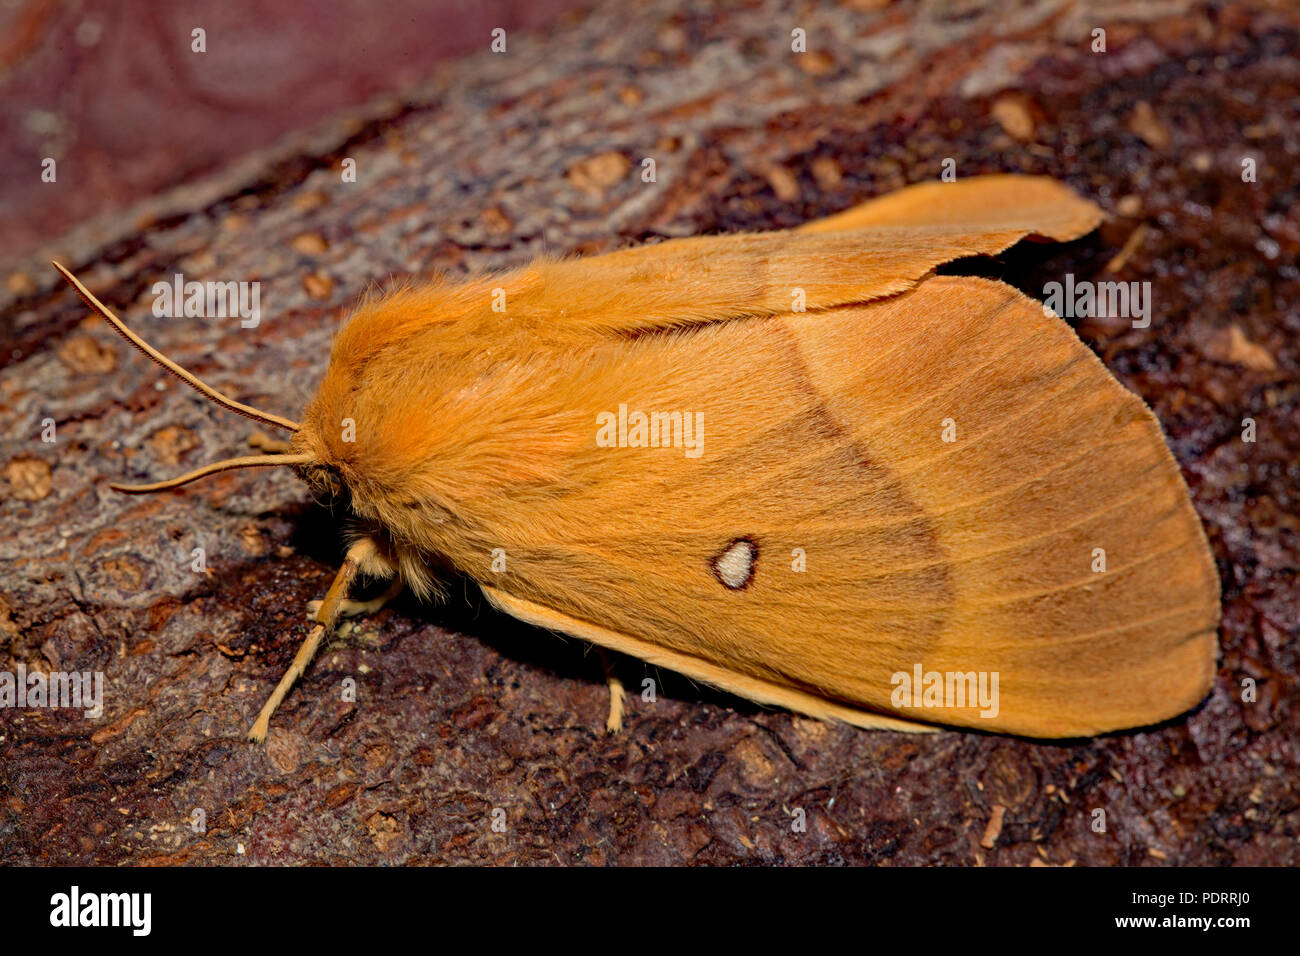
[52,262,310,493]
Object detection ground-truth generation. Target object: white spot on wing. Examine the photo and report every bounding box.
[712,538,756,590]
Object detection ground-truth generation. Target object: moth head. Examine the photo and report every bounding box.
[296,459,348,504]
[52,262,317,495]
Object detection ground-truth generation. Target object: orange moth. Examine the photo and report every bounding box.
[52,174,1221,742]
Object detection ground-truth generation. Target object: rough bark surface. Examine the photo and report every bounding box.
[1,0,1296,865]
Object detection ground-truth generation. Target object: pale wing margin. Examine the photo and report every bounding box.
[480,585,936,733]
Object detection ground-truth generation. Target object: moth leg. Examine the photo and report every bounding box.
[247,538,383,744]
[598,649,627,734]
[248,431,293,454]
[306,577,403,621]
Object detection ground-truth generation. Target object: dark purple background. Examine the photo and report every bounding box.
[0,0,583,259]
